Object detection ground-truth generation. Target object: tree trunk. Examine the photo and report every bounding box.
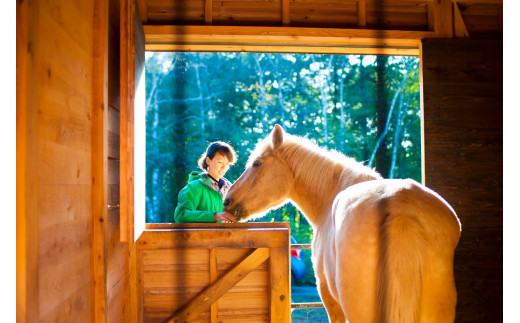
[253,53,268,135]
[375,55,390,178]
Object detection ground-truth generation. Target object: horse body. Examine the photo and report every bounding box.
[224,125,461,323]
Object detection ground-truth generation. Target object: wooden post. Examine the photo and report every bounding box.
[433,0,454,38]
[205,0,213,25]
[358,0,367,28]
[16,0,40,320]
[92,0,109,320]
[282,0,290,27]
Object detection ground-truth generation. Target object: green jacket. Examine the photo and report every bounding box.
[174,171,231,223]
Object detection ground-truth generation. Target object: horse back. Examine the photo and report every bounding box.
[331,178,460,323]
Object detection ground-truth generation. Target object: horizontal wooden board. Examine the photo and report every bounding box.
[107,273,130,323]
[38,245,91,319]
[38,184,91,231]
[138,227,290,249]
[143,248,209,266]
[38,217,91,270]
[39,283,92,323]
[37,140,92,185]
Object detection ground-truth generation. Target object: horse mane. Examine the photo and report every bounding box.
[249,132,382,197]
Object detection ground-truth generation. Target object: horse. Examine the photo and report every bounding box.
[224,124,461,323]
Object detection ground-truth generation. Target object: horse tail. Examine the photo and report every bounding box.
[376,196,427,323]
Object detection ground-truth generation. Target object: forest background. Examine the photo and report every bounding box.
[145,52,421,248]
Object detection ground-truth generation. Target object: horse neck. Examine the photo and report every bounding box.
[284,144,381,227]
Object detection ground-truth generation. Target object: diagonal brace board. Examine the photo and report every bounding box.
[167,247,270,323]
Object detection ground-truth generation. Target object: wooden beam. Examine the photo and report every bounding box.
[137,227,291,249]
[205,0,212,25]
[92,0,109,321]
[137,0,147,23]
[282,0,290,26]
[17,0,39,320]
[270,246,291,322]
[144,25,430,56]
[167,248,270,323]
[358,0,366,28]
[433,0,453,38]
[453,1,469,38]
[120,0,134,243]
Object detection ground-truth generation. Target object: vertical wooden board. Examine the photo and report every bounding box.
[269,247,290,323]
[17,0,40,319]
[212,0,282,25]
[147,0,205,23]
[109,0,121,110]
[289,1,357,27]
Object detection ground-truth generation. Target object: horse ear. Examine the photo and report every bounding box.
[271,124,284,149]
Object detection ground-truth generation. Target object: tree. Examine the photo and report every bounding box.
[144,52,421,224]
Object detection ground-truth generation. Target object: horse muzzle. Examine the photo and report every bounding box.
[223,198,243,221]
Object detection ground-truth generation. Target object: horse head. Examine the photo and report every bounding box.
[224,124,295,221]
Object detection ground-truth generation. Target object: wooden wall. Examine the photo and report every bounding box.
[17,0,130,321]
[17,0,95,321]
[421,39,503,322]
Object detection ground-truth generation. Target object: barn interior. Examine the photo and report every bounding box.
[17,0,503,322]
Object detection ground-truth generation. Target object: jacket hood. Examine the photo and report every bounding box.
[188,171,231,186]
[188,171,206,183]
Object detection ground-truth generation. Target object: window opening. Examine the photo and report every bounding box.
[144,52,421,319]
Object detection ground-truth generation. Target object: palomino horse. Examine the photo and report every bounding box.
[224,125,461,323]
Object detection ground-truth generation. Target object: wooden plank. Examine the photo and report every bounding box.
[107,208,129,290]
[137,249,144,323]
[358,0,367,27]
[269,246,291,322]
[282,0,290,26]
[144,25,428,55]
[433,0,453,37]
[137,228,290,249]
[37,141,91,185]
[92,0,109,321]
[39,244,91,319]
[107,274,130,323]
[137,0,148,23]
[453,1,470,38]
[167,248,270,323]
[120,0,134,243]
[209,248,218,322]
[145,222,290,230]
[146,43,419,56]
[205,0,213,25]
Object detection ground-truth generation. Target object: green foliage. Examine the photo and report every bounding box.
[144,52,421,225]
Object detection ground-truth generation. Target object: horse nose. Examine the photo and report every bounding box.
[223,198,232,208]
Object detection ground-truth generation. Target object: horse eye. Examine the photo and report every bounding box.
[253,160,262,167]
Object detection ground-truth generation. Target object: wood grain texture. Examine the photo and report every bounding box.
[421,39,502,322]
[139,226,289,322]
[168,248,270,323]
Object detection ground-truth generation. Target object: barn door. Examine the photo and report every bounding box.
[120,0,145,242]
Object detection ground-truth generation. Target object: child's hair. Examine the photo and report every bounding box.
[197,141,237,171]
